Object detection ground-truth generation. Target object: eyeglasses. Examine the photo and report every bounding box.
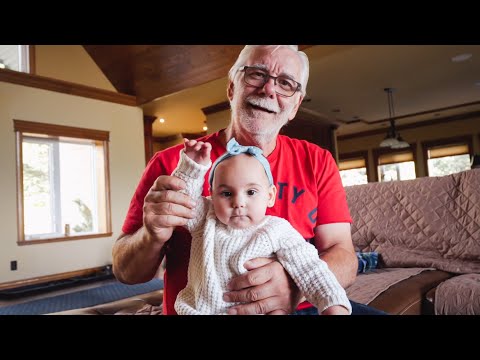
[239,66,302,97]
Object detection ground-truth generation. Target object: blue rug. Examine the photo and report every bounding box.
[0,279,163,315]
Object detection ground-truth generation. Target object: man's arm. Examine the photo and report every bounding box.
[313,222,357,288]
[113,229,167,284]
[112,175,196,284]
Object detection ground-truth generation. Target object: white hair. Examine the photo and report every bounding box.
[228,45,309,96]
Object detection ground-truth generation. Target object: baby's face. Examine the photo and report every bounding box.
[210,154,276,229]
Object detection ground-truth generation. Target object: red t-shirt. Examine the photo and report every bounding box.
[122,130,352,314]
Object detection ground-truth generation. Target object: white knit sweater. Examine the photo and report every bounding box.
[172,150,351,315]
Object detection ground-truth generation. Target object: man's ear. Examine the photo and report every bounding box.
[267,184,277,207]
[227,81,234,101]
[288,94,304,121]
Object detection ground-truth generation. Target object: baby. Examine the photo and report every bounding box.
[172,137,351,315]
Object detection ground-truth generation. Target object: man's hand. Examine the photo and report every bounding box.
[222,257,302,315]
[143,174,196,245]
[320,305,350,315]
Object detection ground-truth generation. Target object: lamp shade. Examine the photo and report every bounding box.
[391,135,410,149]
[379,137,400,148]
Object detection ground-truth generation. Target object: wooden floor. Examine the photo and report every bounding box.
[0,278,118,307]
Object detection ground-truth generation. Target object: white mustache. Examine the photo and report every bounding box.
[246,96,280,114]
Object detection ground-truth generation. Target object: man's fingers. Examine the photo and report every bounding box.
[223,282,272,303]
[150,175,186,192]
[144,213,189,228]
[147,202,195,219]
[267,310,289,315]
[227,265,273,291]
[243,257,276,271]
[227,296,284,315]
[145,189,195,209]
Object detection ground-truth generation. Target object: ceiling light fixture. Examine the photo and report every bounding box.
[379,88,409,149]
[451,53,472,63]
[159,118,165,123]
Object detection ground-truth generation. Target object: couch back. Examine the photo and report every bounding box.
[345,169,480,274]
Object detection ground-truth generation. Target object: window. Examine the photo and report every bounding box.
[423,137,473,177]
[338,152,369,187]
[0,45,33,73]
[14,120,111,244]
[376,150,416,182]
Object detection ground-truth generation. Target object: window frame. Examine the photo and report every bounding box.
[338,151,371,183]
[14,120,112,245]
[0,45,35,73]
[421,136,473,177]
[372,144,417,182]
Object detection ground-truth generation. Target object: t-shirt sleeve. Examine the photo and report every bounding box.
[315,150,352,225]
[121,151,174,235]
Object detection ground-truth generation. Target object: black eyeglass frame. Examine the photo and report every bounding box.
[239,66,302,97]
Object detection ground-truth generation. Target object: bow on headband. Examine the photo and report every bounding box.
[208,138,274,188]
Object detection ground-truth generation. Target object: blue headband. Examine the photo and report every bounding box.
[208,138,274,188]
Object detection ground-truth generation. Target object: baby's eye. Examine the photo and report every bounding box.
[247,189,257,196]
[221,191,232,197]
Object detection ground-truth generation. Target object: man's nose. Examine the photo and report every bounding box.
[259,77,276,98]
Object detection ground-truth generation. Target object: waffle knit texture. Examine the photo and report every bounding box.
[172,150,351,315]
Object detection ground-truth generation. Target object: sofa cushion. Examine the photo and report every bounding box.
[347,268,433,306]
[433,274,480,315]
[368,270,452,315]
[50,290,163,315]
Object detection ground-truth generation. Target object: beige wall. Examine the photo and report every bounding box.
[337,116,480,179]
[206,109,231,135]
[0,81,144,284]
[35,45,116,91]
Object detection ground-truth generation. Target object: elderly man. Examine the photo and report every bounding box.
[113,45,382,315]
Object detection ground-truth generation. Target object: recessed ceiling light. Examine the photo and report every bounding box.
[202,126,208,131]
[451,53,472,62]
[159,118,165,123]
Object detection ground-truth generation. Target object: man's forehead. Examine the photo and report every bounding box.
[247,46,301,76]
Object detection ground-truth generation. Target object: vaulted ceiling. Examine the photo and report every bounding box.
[84,45,480,137]
[84,45,302,105]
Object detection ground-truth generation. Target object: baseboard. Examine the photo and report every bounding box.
[0,266,114,299]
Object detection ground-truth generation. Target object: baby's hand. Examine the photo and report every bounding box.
[184,138,212,166]
[320,305,350,315]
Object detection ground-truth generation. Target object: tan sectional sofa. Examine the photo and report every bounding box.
[53,169,480,315]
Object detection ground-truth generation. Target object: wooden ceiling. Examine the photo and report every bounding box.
[83,45,311,105]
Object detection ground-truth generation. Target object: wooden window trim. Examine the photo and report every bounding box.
[421,135,473,176]
[28,45,36,75]
[14,120,112,245]
[339,151,372,182]
[14,119,109,141]
[372,144,417,182]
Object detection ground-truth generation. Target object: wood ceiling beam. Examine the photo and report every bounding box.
[85,45,315,106]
